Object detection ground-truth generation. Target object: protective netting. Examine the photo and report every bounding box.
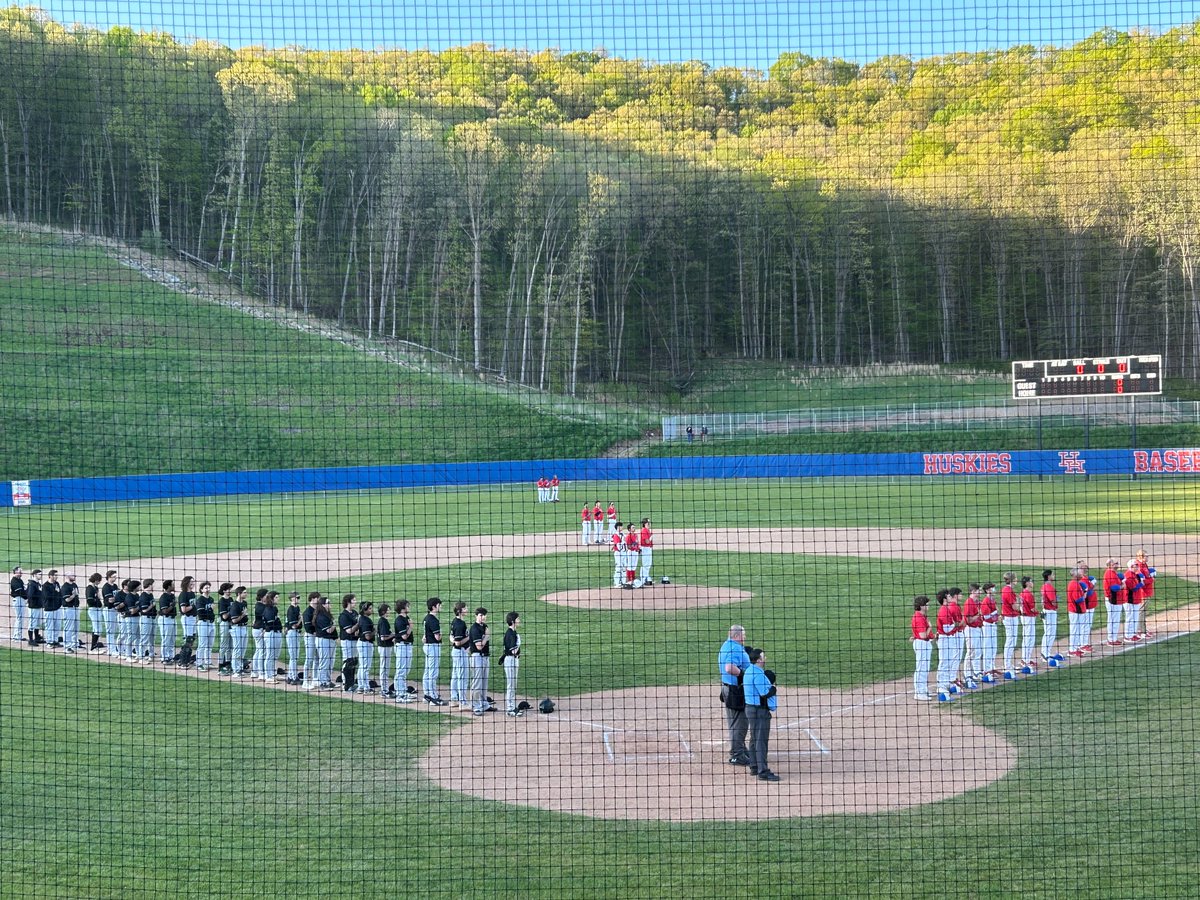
[2,2,1200,897]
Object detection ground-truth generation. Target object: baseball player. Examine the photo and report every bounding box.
[448,601,470,707]
[25,569,43,646]
[638,518,654,587]
[422,597,446,705]
[536,477,547,503]
[1124,560,1146,643]
[102,571,119,658]
[9,566,25,643]
[229,586,250,676]
[356,600,376,693]
[193,582,216,671]
[261,591,283,681]
[605,502,617,541]
[301,592,320,687]
[1079,561,1098,652]
[60,574,81,652]
[137,578,158,662]
[376,603,394,697]
[157,580,177,664]
[500,611,522,716]
[1135,549,1155,639]
[1066,567,1089,657]
[41,570,62,648]
[468,606,494,716]
[580,503,593,546]
[934,589,959,701]
[593,501,605,544]
[1000,572,1021,679]
[216,582,234,674]
[962,583,983,684]
[979,582,1000,682]
[1018,576,1038,675]
[178,576,198,660]
[622,522,640,589]
[611,523,625,587]
[313,596,338,689]
[393,599,416,702]
[549,475,560,502]
[284,593,305,684]
[1040,569,1062,666]
[338,594,359,686]
[911,596,934,701]
[251,587,269,679]
[1102,558,1126,646]
[115,580,136,657]
[945,587,969,689]
[85,573,105,653]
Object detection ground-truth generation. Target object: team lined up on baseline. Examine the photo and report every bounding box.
[7,569,527,717]
[909,552,1156,703]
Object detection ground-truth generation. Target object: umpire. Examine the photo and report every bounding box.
[718,625,751,766]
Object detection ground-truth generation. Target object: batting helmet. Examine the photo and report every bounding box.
[538,698,556,714]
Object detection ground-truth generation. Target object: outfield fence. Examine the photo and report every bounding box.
[663,397,1200,440]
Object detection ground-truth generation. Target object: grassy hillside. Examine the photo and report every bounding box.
[0,228,642,478]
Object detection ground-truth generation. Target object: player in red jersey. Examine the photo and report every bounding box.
[945,588,969,689]
[593,501,605,544]
[934,589,957,701]
[1134,549,1155,639]
[606,503,618,541]
[1102,558,1126,646]
[911,596,934,701]
[1066,566,1090,657]
[621,523,640,588]
[962,584,983,686]
[1080,561,1098,650]
[611,524,625,587]
[1040,569,1063,666]
[979,582,1000,682]
[580,503,593,546]
[536,477,547,503]
[1000,572,1021,679]
[637,518,654,587]
[1123,560,1146,642]
[1018,575,1038,674]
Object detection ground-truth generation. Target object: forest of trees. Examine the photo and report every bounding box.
[4,6,1200,391]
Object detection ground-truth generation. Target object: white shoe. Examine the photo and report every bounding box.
[914,694,932,702]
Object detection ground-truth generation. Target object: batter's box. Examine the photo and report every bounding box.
[603,729,694,763]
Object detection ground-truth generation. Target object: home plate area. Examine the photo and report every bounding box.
[419,683,1015,821]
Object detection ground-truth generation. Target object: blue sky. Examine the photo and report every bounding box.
[41,0,1197,69]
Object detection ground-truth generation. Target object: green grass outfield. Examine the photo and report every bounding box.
[1,630,1196,898]
[5,475,1200,564]
[4,478,1200,897]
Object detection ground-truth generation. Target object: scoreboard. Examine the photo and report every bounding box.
[1011,355,1162,399]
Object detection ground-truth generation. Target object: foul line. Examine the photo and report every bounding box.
[777,692,906,732]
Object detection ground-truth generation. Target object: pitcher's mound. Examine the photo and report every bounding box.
[420,683,1016,821]
[541,584,751,610]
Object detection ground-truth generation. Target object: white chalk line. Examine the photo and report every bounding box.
[777,692,906,732]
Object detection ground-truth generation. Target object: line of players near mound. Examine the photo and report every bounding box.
[579,502,659,589]
[910,552,1157,703]
[7,569,528,717]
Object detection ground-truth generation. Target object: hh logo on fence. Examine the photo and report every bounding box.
[1058,452,1086,474]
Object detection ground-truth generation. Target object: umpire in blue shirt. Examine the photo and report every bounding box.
[743,647,780,782]
[718,625,751,766]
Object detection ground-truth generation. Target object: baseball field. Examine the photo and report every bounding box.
[3,477,1199,897]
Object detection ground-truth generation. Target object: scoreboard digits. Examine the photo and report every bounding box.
[1011,355,1161,399]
